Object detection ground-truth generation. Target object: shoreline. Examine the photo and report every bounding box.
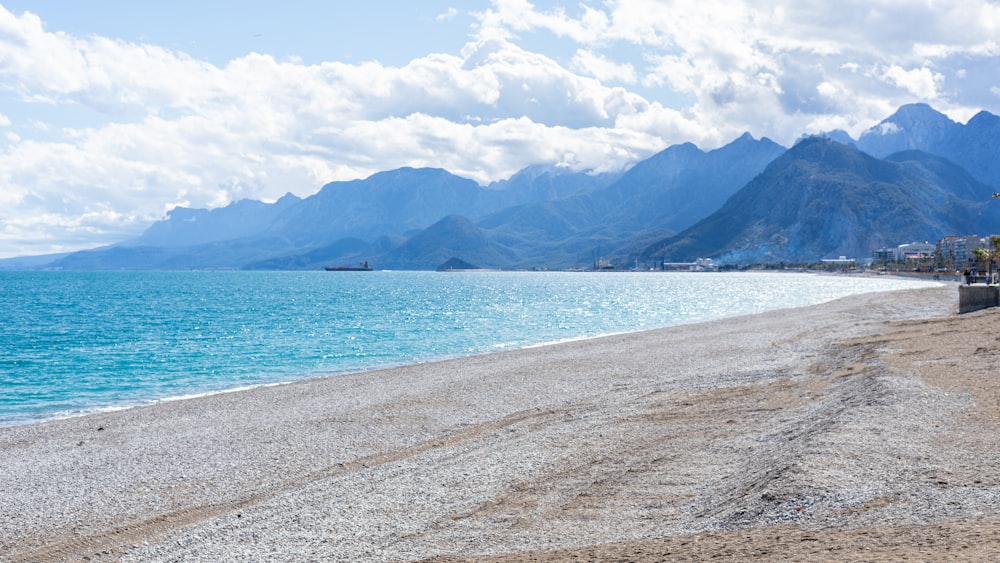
[8,284,1000,561]
[0,276,943,430]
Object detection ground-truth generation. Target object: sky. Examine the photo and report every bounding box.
[2,1,1000,258]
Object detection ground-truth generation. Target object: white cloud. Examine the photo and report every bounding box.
[572,49,636,83]
[5,1,1000,257]
[0,6,691,257]
[0,9,222,112]
[473,0,1000,138]
[880,65,943,99]
[436,8,460,22]
[883,121,904,137]
[475,0,612,43]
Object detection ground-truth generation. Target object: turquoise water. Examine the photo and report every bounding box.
[0,270,937,427]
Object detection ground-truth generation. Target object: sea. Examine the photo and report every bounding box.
[0,270,939,427]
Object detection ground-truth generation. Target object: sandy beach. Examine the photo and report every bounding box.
[4,283,1000,561]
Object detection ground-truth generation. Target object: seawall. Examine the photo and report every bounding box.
[958,284,999,313]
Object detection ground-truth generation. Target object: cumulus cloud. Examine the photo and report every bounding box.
[476,0,1000,137]
[572,49,637,83]
[3,0,1000,257]
[0,9,222,112]
[880,65,944,99]
[0,5,684,257]
[474,0,612,43]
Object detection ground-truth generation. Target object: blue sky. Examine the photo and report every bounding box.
[2,0,1000,258]
[0,1,472,66]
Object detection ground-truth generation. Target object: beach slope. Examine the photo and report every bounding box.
[5,284,1000,561]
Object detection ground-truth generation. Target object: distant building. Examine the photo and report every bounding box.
[876,237,998,268]
[872,247,893,265]
[821,256,855,266]
[695,258,718,271]
[661,258,718,272]
[937,235,986,267]
[893,241,936,262]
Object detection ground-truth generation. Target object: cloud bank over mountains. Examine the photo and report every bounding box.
[1,0,1000,257]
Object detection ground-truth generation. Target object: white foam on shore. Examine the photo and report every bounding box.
[1,381,298,429]
[152,381,293,405]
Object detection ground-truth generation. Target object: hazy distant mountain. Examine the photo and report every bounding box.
[129,193,302,247]
[46,133,780,270]
[597,132,786,232]
[28,103,1000,272]
[45,165,617,270]
[641,137,1000,264]
[381,214,517,270]
[244,237,374,270]
[0,252,72,270]
[262,167,483,246]
[436,257,484,271]
[485,164,619,203]
[795,129,856,147]
[947,110,1000,191]
[856,103,960,157]
[262,165,619,247]
[472,133,787,269]
[856,103,1000,189]
[49,236,302,271]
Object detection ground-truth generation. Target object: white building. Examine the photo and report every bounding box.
[893,242,936,262]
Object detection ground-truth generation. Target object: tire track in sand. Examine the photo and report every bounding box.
[10,402,587,562]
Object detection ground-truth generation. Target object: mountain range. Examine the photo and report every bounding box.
[641,137,1000,264]
[11,103,1000,270]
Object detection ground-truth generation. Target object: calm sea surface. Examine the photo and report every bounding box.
[0,270,938,427]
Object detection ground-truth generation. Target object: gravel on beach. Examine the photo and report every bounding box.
[4,283,1000,561]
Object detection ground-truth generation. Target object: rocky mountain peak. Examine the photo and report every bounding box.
[857,103,959,157]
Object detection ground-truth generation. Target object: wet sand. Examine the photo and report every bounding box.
[4,284,999,561]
